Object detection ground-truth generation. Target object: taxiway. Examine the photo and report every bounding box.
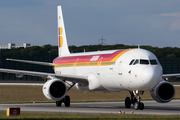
[0,100,180,115]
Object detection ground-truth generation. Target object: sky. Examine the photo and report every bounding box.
[0,0,180,48]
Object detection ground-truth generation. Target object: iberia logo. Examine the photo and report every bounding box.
[59,27,63,47]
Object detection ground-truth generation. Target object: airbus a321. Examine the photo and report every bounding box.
[0,6,179,110]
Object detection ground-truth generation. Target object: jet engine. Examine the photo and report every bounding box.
[150,80,175,103]
[43,79,67,101]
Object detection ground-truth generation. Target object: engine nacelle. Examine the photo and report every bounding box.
[42,79,67,101]
[150,80,175,103]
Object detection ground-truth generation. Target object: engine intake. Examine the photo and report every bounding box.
[43,79,67,101]
[150,80,175,103]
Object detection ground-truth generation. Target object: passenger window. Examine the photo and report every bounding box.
[129,59,135,65]
[133,59,139,65]
[140,59,149,65]
[150,60,158,65]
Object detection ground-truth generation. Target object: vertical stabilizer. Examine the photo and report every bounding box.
[57,6,70,56]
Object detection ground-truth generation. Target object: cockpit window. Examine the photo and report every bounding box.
[150,60,158,65]
[129,59,135,65]
[133,59,139,65]
[140,59,149,65]
[129,59,158,65]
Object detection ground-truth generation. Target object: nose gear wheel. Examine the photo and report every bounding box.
[125,91,144,110]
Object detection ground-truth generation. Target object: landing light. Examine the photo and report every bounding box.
[135,90,139,94]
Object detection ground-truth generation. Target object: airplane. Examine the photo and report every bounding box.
[0,5,179,110]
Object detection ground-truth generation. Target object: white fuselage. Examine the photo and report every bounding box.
[53,48,162,92]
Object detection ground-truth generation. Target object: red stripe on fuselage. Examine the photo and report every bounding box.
[53,49,128,64]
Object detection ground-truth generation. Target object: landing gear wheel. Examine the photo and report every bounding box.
[134,102,139,110]
[56,96,70,107]
[139,102,144,110]
[56,100,62,107]
[134,102,144,110]
[125,91,145,110]
[125,97,131,108]
[64,96,70,107]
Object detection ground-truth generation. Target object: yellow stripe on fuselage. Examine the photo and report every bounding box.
[111,49,132,62]
[55,61,115,68]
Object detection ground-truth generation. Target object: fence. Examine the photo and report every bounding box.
[0,55,180,81]
[0,55,55,81]
[160,60,180,74]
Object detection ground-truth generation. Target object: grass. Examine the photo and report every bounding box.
[1,84,180,119]
[1,111,180,119]
[0,85,152,103]
[1,85,180,103]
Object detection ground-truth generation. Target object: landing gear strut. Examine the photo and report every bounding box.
[125,90,144,110]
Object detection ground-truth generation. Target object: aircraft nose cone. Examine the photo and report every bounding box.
[142,67,161,89]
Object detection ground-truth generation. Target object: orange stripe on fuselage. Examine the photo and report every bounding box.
[53,49,132,67]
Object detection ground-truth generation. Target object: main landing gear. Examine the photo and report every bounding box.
[56,82,75,107]
[56,95,70,107]
[125,90,144,110]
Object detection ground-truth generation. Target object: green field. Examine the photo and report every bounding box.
[0,85,180,103]
[0,85,180,119]
[1,111,180,120]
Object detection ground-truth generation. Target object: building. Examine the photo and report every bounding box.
[0,43,31,49]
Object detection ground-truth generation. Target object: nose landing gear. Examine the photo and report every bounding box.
[125,90,144,110]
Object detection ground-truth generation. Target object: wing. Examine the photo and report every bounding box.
[0,68,88,85]
[0,83,44,86]
[6,58,54,66]
[162,73,180,81]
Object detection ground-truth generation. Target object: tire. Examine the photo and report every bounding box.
[125,97,131,108]
[56,101,62,107]
[64,96,70,107]
[134,102,139,110]
[139,102,144,110]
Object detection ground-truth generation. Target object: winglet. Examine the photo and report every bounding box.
[57,6,70,56]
